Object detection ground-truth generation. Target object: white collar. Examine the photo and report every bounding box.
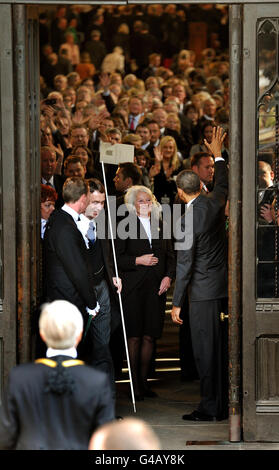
[203,114,214,121]
[141,141,150,149]
[62,204,80,223]
[187,196,198,209]
[42,176,54,186]
[46,347,77,358]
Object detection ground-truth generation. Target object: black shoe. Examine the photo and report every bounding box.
[116,415,123,420]
[143,389,158,398]
[182,410,216,421]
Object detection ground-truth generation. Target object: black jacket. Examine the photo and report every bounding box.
[172,159,228,306]
[43,209,97,315]
[0,355,114,450]
[115,214,176,299]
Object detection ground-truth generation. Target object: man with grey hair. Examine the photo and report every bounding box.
[0,300,115,450]
[43,177,99,323]
[171,126,229,422]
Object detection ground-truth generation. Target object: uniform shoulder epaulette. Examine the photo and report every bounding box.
[35,358,85,395]
[35,358,85,367]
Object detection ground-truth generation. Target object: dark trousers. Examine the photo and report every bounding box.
[179,297,198,380]
[189,298,228,418]
[80,279,115,398]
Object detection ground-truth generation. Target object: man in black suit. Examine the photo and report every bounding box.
[127,96,144,132]
[0,300,115,450]
[113,162,143,205]
[41,146,65,208]
[171,83,197,147]
[191,151,215,193]
[80,178,122,396]
[146,120,161,162]
[84,30,107,72]
[43,177,98,320]
[258,159,275,214]
[257,159,277,297]
[171,127,228,421]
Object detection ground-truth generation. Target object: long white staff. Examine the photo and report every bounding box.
[100,158,136,413]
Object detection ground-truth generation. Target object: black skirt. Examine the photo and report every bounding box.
[122,269,166,339]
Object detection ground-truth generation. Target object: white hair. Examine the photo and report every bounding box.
[39,300,83,349]
[124,185,162,220]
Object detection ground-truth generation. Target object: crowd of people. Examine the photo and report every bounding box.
[1,4,231,450]
[39,4,230,209]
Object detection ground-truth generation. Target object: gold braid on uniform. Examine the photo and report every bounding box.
[44,356,76,395]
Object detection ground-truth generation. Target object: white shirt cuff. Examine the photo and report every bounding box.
[86,301,100,317]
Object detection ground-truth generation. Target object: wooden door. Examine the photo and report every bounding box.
[243,3,279,441]
[0,4,17,398]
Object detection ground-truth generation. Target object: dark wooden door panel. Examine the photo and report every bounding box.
[0,4,17,399]
[243,3,279,441]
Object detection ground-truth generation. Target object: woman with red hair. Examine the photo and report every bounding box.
[41,184,58,239]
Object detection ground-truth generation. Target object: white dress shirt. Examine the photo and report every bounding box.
[41,218,47,239]
[47,347,77,358]
[138,216,152,247]
[42,176,54,187]
[187,196,198,209]
[61,204,80,223]
[61,205,100,316]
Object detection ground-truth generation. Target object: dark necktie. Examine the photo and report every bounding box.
[130,116,135,131]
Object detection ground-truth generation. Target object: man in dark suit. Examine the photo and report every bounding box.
[0,300,115,450]
[257,158,277,297]
[43,177,98,320]
[80,178,122,396]
[191,151,215,193]
[146,120,161,162]
[113,162,143,205]
[127,96,144,132]
[258,159,275,216]
[41,145,65,208]
[84,30,107,72]
[171,126,228,421]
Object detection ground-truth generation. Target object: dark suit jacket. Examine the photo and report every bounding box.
[89,211,117,297]
[153,164,184,206]
[172,160,228,306]
[53,174,66,208]
[43,209,97,315]
[0,355,114,450]
[115,214,176,300]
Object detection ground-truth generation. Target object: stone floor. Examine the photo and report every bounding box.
[114,311,279,452]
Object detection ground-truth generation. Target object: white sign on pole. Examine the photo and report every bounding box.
[99,141,134,165]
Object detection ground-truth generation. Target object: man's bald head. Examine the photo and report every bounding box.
[258,160,274,188]
[89,418,161,450]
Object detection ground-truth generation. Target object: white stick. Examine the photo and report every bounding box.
[101,162,137,413]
